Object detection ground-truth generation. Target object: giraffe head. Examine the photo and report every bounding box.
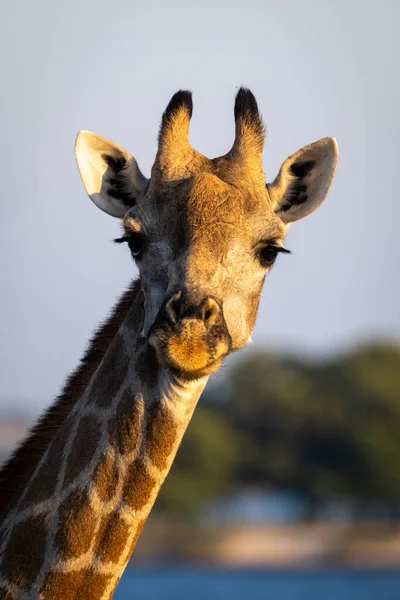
[75,89,338,378]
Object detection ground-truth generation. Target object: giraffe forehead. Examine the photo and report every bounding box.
[132,172,283,262]
[184,177,284,255]
[143,175,248,239]
[186,173,244,226]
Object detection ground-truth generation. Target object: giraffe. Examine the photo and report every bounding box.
[0,88,338,599]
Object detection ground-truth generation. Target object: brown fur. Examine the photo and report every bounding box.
[40,569,112,600]
[89,334,130,408]
[40,571,85,599]
[92,452,120,502]
[18,418,74,510]
[107,388,144,456]
[122,458,157,510]
[0,516,47,589]
[0,280,140,522]
[146,402,178,472]
[56,490,97,560]
[96,513,131,563]
[63,416,102,489]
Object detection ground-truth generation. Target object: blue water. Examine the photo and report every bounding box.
[114,569,400,600]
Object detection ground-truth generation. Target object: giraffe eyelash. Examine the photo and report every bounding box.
[114,235,135,244]
[114,233,145,258]
[256,243,291,268]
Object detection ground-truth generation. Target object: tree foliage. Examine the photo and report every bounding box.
[156,343,400,517]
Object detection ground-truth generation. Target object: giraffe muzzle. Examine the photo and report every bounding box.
[147,292,231,377]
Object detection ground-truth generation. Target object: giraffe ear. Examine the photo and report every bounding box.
[75,131,149,218]
[268,137,339,223]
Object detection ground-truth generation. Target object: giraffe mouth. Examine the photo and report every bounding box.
[148,318,231,378]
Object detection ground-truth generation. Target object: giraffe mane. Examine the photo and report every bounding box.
[0,280,140,522]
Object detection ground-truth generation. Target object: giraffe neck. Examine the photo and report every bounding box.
[0,284,208,600]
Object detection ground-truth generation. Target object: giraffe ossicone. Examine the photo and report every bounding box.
[0,88,338,599]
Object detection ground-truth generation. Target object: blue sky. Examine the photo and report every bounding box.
[0,0,399,412]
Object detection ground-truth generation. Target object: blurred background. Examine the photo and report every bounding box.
[1,0,399,598]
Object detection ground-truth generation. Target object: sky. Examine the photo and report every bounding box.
[0,0,399,414]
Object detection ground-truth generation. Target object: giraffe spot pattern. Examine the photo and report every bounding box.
[108,387,143,456]
[88,334,130,408]
[19,419,73,509]
[0,515,47,590]
[128,519,147,556]
[56,490,97,560]
[92,452,120,503]
[146,402,178,472]
[123,517,146,560]
[76,571,114,600]
[63,415,101,490]
[96,512,131,564]
[122,459,157,510]
[40,569,84,599]
[40,568,112,600]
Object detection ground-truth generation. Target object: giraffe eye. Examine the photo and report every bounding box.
[127,236,143,258]
[114,233,144,258]
[257,244,291,267]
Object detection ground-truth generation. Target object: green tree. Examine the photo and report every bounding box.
[156,406,240,517]
[155,342,400,520]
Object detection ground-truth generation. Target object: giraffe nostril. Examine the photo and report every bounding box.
[163,292,221,327]
[165,291,182,324]
[199,298,221,327]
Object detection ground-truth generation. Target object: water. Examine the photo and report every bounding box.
[114,569,400,600]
